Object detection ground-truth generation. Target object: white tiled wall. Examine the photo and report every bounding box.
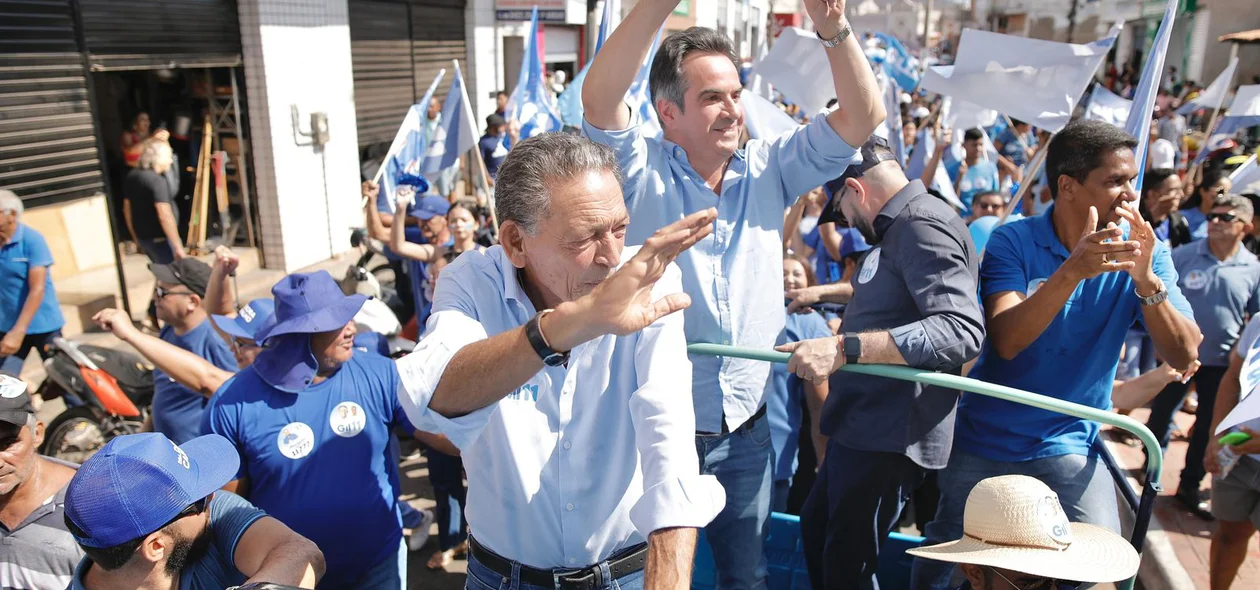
[239,0,361,272]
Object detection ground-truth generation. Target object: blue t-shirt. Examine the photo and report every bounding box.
[956,160,1000,211]
[70,491,264,590]
[479,133,508,179]
[203,353,406,587]
[153,320,235,444]
[960,206,1194,461]
[0,224,64,335]
[1181,207,1209,241]
[409,236,455,325]
[803,226,841,284]
[768,310,832,481]
[995,128,1036,167]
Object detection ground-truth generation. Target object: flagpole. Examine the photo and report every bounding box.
[453,58,501,234]
[1004,139,1052,219]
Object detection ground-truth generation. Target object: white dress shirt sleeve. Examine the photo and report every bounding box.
[626,263,727,535]
[395,256,500,451]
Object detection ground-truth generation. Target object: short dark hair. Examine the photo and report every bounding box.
[973,190,1004,204]
[1141,168,1178,200]
[964,128,983,142]
[66,517,145,570]
[495,90,508,98]
[1044,119,1138,198]
[649,27,739,114]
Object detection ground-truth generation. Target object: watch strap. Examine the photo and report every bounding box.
[525,310,569,366]
[843,333,861,365]
[1137,285,1169,306]
[816,22,853,48]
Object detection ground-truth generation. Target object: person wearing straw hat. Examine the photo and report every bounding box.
[906,475,1139,589]
[203,271,415,589]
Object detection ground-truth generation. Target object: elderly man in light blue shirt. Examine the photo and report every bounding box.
[397,133,725,590]
[581,0,886,585]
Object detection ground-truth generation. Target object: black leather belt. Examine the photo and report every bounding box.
[697,404,767,436]
[468,536,647,590]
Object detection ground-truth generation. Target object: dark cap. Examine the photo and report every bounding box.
[819,135,901,227]
[486,113,506,128]
[150,258,212,298]
[0,375,34,427]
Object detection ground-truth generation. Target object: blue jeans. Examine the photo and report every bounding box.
[345,538,405,589]
[801,442,925,590]
[771,479,791,514]
[1145,365,1227,495]
[427,448,468,550]
[695,416,773,590]
[911,449,1121,590]
[464,551,644,590]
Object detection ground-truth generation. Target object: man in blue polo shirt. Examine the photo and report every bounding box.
[204,271,412,589]
[1147,194,1260,519]
[150,258,236,443]
[912,120,1202,589]
[0,189,65,380]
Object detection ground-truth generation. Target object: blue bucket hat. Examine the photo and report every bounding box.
[257,271,366,342]
[65,433,238,548]
[211,299,276,344]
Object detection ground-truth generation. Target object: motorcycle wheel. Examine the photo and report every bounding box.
[41,407,108,464]
[370,263,395,286]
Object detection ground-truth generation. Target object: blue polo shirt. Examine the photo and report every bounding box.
[70,491,264,590]
[959,205,1194,462]
[1170,240,1260,367]
[768,310,832,481]
[152,320,235,444]
[1181,207,1209,241]
[0,224,64,334]
[203,352,406,587]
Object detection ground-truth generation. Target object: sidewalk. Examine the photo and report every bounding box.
[1105,407,1260,590]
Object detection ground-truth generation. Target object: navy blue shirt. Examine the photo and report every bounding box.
[803,226,841,284]
[479,133,508,179]
[768,310,832,481]
[203,353,407,587]
[153,320,235,444]
[70,491,264,590]
[0,225,64,335]
[961,206,1194,461]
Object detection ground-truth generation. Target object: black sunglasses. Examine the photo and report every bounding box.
[162,494,212,528]
[1207,212,1241,223]
[155,286,195,299]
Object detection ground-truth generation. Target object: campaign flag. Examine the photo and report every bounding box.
[557,0,616,126]
[377,70,445,211]
[1230,153,1260,192]
[749,36,773,100]
[626,27,663,138]
[1084,84,1133,127]
[1216,332,1260,435]
[1123,0,1177,192]
[742,89,798,140]
[920,24,1121,133]
[1177,57,1239,115]
[1215,85,1260,135]
[423,61,479,175]
[754,27,831,116]
[874,32,920,91]
[905,126,965,212]
[873,73,905,164]
[507,8,562,140]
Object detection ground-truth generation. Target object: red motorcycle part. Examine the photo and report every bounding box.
[80,366,141,417]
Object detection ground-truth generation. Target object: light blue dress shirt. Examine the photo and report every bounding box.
[583,114,861,432]
[396,246,726,569]
[1170,239,1260,367]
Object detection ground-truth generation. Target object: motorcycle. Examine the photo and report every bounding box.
[37,337,153,464]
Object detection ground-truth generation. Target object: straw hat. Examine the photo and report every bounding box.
[906,475,1139,583]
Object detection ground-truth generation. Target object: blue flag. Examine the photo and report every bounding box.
[423,61,479,175]
[627,27,663,139]
[875,33,919,91]
[1123,0,1177,192]
[379,70,445,211]
[557,0,615,127]
[507,7,562,140]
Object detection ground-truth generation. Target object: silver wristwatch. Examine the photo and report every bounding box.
[1136,281,1168,306]
[816,22,853,48]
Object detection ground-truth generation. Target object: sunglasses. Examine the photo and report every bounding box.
[987,567,1082,590]
[161,494,212,528]
[155,286,195,299]
[1206,212,1242,223]
[229,337,260,352]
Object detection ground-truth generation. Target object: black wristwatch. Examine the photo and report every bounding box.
[525,310,570,367]
[842,333,862,365]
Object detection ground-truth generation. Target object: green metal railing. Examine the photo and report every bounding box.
[687,343,1164,590]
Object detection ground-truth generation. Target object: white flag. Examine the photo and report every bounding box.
[741,89,798,141]
[920,25,1121,133]
[752,28,830,116]
[1217,85,1260,135]
[1176,57,1238,115]
[1084,84,1133,127]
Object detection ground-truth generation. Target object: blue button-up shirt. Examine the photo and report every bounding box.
[397,246,725,569]
[0,224,64,335]
[1170,239,1260,367]
[583,115,861,432]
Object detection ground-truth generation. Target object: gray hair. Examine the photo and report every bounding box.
[1213,193,1254,220]
[494,133,623,234]
[649,27,740,115]
[0,189,21,219]
[137,140,172,170]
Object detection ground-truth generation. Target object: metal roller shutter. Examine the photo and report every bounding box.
[76,0,242,71]
[350,0,467,148]
[0,0,106,207]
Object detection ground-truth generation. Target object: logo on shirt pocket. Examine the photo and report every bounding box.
[1184,269,1208,291]
[276,422,315,459]
[329,402,367,438]
[857,248,881,285]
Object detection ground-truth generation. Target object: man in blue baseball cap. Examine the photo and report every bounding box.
[64,432,323,589]
[204,270,416,588]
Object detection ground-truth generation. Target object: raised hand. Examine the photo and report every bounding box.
[361,180,379,205]
[213,245,239,276]
[1062,206,1141,283]
[394,186,417,212]
[1114,204,1159,286]
[93,308,138,340]
[803,0,848,38]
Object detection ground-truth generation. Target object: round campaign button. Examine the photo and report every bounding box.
[276,422,315,460]
[1184,269,1208,291]
[857,247,881,285]
[329,401,367,438]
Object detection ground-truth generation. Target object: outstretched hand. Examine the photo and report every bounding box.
[93,308,138,340]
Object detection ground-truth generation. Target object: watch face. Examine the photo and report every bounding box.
[543,352,568,367]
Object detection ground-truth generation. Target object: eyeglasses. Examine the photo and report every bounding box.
[161,494,212,528]
[155,286,195,299]
[1207,212,1242,223]
[229,337,259,352]
[987,567,1082,590]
